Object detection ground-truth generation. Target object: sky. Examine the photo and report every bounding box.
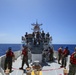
[0,0,76,44]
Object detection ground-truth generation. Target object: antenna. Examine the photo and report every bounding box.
[31,20,42,32]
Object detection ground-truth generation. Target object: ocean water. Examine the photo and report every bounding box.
[0,44,76,56]
[53,44,76,55]
[0,44,21,56]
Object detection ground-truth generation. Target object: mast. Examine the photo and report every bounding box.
[31,21,42,32]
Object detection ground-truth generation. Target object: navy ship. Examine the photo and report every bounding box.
[0,21,70,75]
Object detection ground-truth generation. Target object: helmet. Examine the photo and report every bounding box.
[74,47,76,50]
[75,47,76,51]
[65,46,68,49]
[8,47,11,50]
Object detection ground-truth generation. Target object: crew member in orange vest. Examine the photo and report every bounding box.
[58,47,63,64]
[4,47,15,72]
[60,47,69,68]
[49,47,54,62]
[68,47,76,75]
[19,46,29,70]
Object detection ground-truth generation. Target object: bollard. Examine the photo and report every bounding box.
[32,65,41,75]
[32,61,42,75]
[26,67,32,75]
[63,68,68,75]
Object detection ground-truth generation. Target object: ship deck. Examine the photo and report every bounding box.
[8,55,70,75]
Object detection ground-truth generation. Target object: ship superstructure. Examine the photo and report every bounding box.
[21,21,53,63]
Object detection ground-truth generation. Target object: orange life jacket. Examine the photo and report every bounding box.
[6,51,14,57]
[70,52,76,64]
[22,49,27,56]
[63,49,68,57]
[58,48,62,54]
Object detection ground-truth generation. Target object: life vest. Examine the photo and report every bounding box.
[22,49,27,56]
[6,51,14,57]
[58,48,62,54]
[70,52,76,64]
[63,49,68,57]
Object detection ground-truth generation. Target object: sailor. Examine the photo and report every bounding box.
[49,47,54,62]
[60,47,69,68]
[42,49,47,62]
[32,32,35,38]
[46,32,50,38]
[36,32,40,44]
[4,47,15,72]
[33,38,37,45]
[19,45,29,70]
[41,30,45,41]
[68,47,76,75]
[25,32,28,44]
[58,47,63,64]
[36,31,40,39]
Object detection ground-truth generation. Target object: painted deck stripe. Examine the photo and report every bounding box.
[12,67,63,71]
[31,71,42,75]
[42,67,63,71]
